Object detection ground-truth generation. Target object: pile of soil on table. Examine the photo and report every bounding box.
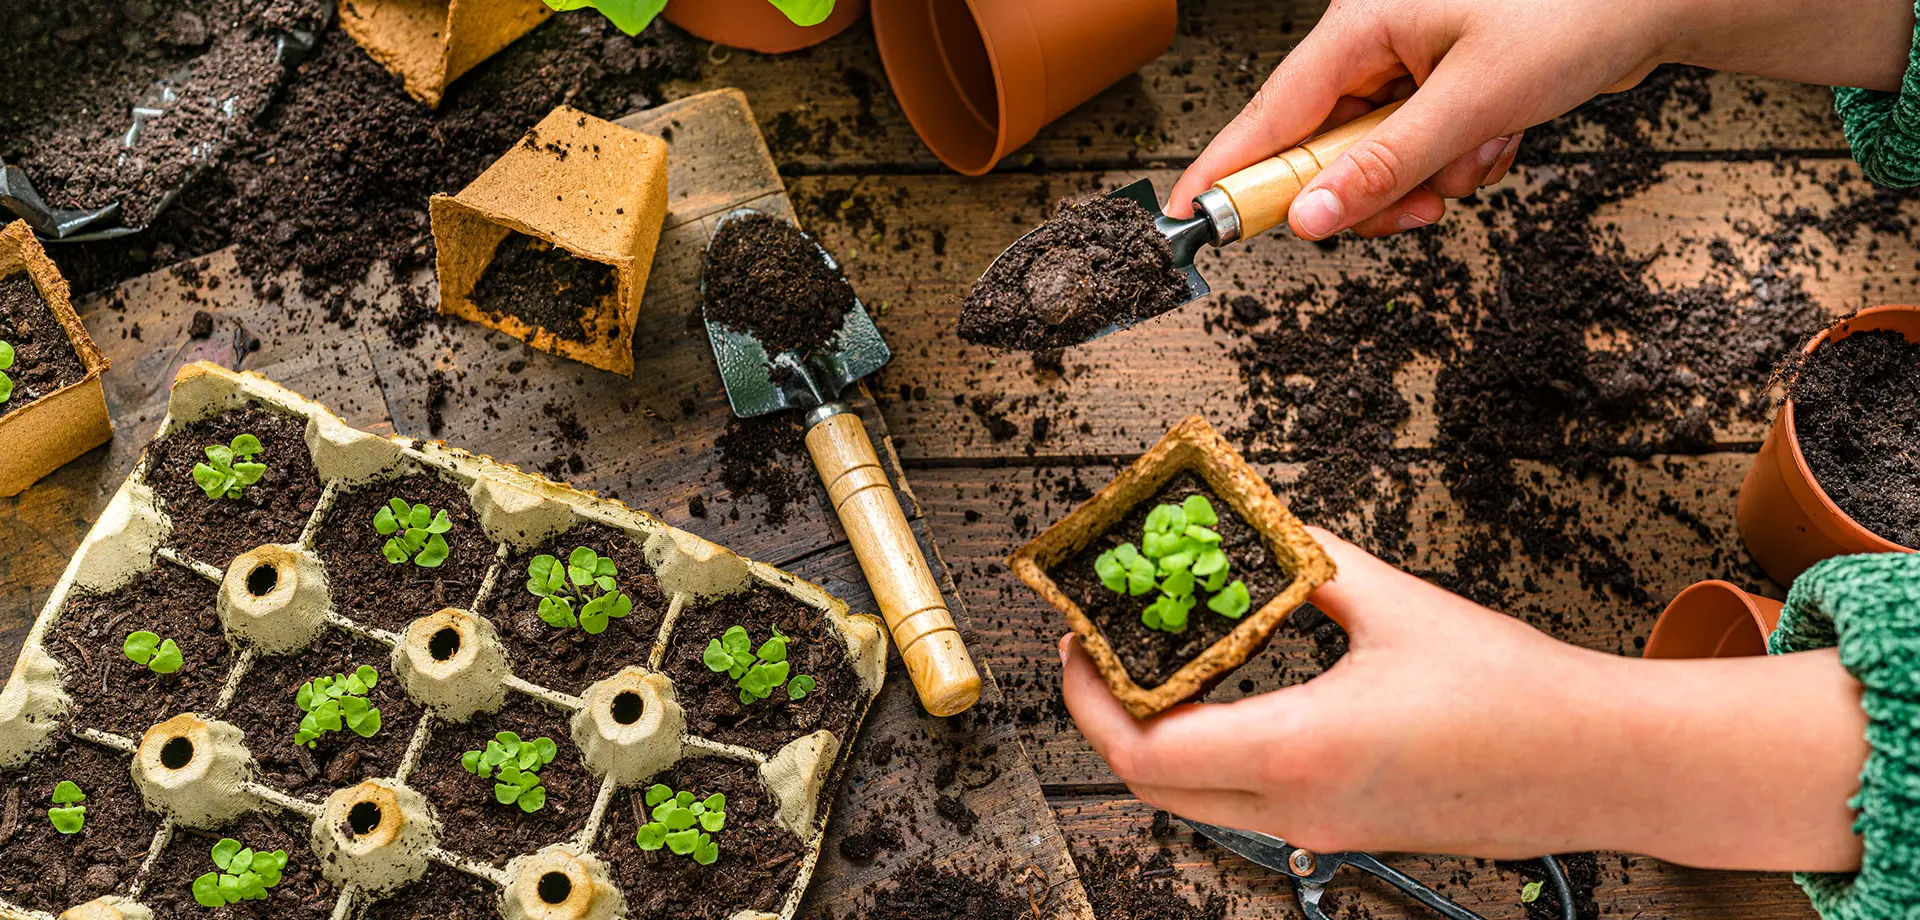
[600,756,805,920]
[844,860,1041,920]
[142,809,337,920]
[360,864,498,920]
[0,274,87,410]
[411,694,593,866]
[223,628,420,799]
[46,562,230,738]
[144,405,323,568]
[1051,471,1291,689]
[1788,328,1920,548]
[1074,840,1227,920]
[470,232,617,344]
[483,522,669,696]
[714,414,820,529]
[702,212,857,355]
[0,737,162,914]
[959,195,1189,351]
[312,472,498,632]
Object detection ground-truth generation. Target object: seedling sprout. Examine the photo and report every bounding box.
[294,665,384,747]
[461,732,559,813]
[192,837,290,908]
[542,0,834,37]
[373,498,453,568]
[191,434,266,500]
[47,780,85,834]
[123,630,184,674]
[703,624,816,704]
[0,340,13,403]
[635,783,724,865]
[1093,494,1252,633]
[525,547,634,634]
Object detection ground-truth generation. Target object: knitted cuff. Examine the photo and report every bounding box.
[1768,552,1920,920]
[1834,0,1920,187]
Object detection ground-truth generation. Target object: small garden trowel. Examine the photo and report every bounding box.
[703,207,982,717]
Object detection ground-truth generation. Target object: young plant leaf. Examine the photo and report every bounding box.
[192,872,226,908]
[645,784,673,808]
[636,822,668,850]
[787,674,816,700]
[47,805,85,834]
[1206,580,1252,618]
[541,0,669,36]
[124,631,160,665]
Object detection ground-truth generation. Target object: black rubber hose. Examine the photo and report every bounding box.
[1537,855,1578,920]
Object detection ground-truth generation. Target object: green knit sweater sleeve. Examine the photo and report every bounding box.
[1835,0,1920,187]
[1768,552,1920,918]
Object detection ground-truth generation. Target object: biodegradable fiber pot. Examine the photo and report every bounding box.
[0,219,111,496]
[1642,580,1784,659]
[663,0,870,53]
[872,0,1175,176]
[1737,305,1920,584]
[339,0,553,107]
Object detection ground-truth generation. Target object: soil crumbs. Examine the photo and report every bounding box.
[360,864,498,920]
[413,693,592,866]
[484,522,669,697]
[312,472,499,633]
[0,737,160,914]
[702,212,856,355]
[601,756,804,920]
[960,195,1189,351]
[714,414,819,528]
[1789,328,1920,548]
[845,860,1043,920]
[224,628,420,800]
[0,274,88,411]
[470,231,617,344]
[48,561,230,738]
[144,810,337,920]
[145,406,323,568]
[1076,840,1226,920]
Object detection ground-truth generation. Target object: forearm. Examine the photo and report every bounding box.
[1668,0,1915,90]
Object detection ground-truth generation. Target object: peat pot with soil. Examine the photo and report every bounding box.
[0,220,111,497]
[338,0,552,107]
[0,361,886,920]
[1010,416,1335,717]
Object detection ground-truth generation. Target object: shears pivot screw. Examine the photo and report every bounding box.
[1288,849,1317,876]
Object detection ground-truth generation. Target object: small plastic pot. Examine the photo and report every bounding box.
[663,0,869,53]
[1736,305,1920,585]
[1643,580,1784,659]
[872,0,1175,175]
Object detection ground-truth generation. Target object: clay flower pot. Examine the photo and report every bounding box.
[339,0,553,107]
[1642,580,1784,659]
[872,0,1176,175]
[1736,305,1920,584]
[664,0,870,53]
[0,219,111,496]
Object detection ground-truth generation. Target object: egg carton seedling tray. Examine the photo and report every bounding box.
[0,362,887,920]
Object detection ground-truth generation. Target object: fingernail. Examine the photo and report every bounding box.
[1292,188,1343,239]
[1500,134,1522,162]
[1477,135,1511,166]
[1059,633,1073,665]
[1396,212,1434,231]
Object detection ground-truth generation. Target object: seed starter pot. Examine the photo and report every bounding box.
[0,219,111,496]
[0,361,885,920]
[339,0,553,107]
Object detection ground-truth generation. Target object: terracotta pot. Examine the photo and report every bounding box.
[1736,305,1920,584]
[663,0,869,53]
[1643,580,1784,659]
[872,0,1175,175]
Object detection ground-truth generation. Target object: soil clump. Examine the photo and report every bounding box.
[0,274,87,409]
[600,756,806,920]
[470,232,617,344]
[0,736,162,914]
[1788,328,1920,547]
[483,522,669,696]
[47,562,229,737]
[312,472,499,632]
[144,406,324,568]
[703,213,856,355]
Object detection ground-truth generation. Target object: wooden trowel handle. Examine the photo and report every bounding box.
[1209,99,1406,239]
[805,407,982,716]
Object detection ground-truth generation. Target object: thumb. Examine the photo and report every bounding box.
[1300,526,1456,645]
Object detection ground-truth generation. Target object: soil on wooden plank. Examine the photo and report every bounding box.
[1502,853,1602,920]
[849,860,1040,920]
[48,561,230,737]
[1050,471,1292,689]
[600,755,804,920]
[311,472,498,632]
[470,232,617,345]
[143,809,337,920]
[145,406,323,568]
[959,195,1189,351]
[0,737,161,914]
[662,583,863,753]
[411,693,593,866]
[1074,839,1227,920]
[702,212,856,355]
[359,863,499,920]
[223,628,420,800]
[1788,328,1920,548]
[484,522,668,697]
[0,274,88,411]
[714,414,820,529]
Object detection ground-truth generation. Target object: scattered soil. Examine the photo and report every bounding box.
[412,693,592,866]
[0,737,161,914]
[702,212,856,355]
[143,809,338,920]
[836,821,903,863]
[223,628,421,800]
[1788,329,1920,548]
[1503,853,1601,920]
[714,414,817,528]
[1051,472,1292,689]
[850,860,1039,920]
[470,231,617,345]
[145,406,323,569]
[484,522,669,697]
[1074,840,1226,920]
[359,863,499,920]
[663,583,864,753]
[48,562,230,738]
[600,755,805,920]
[960,195,1189,351]
[0,274,88,411]
[311,472,498,633]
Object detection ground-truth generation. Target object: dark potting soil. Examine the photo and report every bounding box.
[855,860,1038,920]
[311,472,497,633]
[47,562,230,738]
[484,522,669,697]
[411,694,592,866]
[360,864,499,920]
[1074,840,1227,920]
[143,809,337,920]
[0,737,161,914]
[959,195,1189,351]
[1788,329,1920,548]
[469,231,617,345]
[223,628,420,800]
[600,755,805,920]
[0,274,88,412]
[702,212,856,356]
[1502,853,1602,920]
[1051,472,1292,689]
[714,414,819,529]
[663,583,863,753]
[145,406,323,568]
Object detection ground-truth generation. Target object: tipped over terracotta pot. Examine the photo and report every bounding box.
[1643,580,1783,659]
[663,0,869,53]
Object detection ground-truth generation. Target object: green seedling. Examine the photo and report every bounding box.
[47,780,85,834]
[702,624,816,705]
[1520,880,1544,903]
[294,665,383,747]
[635,783,725,865]
[0,340,14,403]
[191,837,289,908]
[1093,494,1253,634]
[191,434,266,500]
[461,732,559,813]
[373,498,453,568]
[542,0,833,37]
[123,631,184,674]
[525,547,634,634]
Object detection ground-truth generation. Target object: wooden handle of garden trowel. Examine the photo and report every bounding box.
[1210,99,1406,239]
[805,408,981,716]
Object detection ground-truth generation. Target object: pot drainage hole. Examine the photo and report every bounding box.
[611,691,644,725]
[429,627,462,662]
[247,562,280,596]
[348,801,384,836]
[160,736,195,769]
[538,872,573,905]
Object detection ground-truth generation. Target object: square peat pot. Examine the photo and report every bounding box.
[0,361,885,920]
[1010,415,1336,718]
[431,106,669,377]
[338,0,553,107]
[0,219,111,497]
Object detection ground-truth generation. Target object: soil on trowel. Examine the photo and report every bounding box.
[0,737,162,914]
[412,694,593,866]
[143,809,337,920]
[960,195,1189,351]
[47,561,230,738]
[702,212,856,355]
[484,522,668,697]
[0,274,88,411]
[469,231,617,344]
[312,472,498,632]
[145,406,323,568]
[361,864,499,920]
[600,756,805,920]
[223,628,420,800]
[1052,472,1291,689]
[1788,328,1920,548]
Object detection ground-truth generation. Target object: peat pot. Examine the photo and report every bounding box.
[0,219,111,496]
[339,0,553,107]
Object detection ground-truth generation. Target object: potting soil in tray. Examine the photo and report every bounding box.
[469,231,617,345]
[599,755,805,920]
[1790,328,1920,548]
[702,212,856,355]
[483,522,669,696]
[1051,471,1292,688]
[311,472,497,633]
[411,693,594,866]
[142,809,338,920]
[359,864,498,920]
[0,274,87,412]
[0,736,162,914]
[45,561,230,738]
[145,405,323,568]
[959,195,1189,352]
